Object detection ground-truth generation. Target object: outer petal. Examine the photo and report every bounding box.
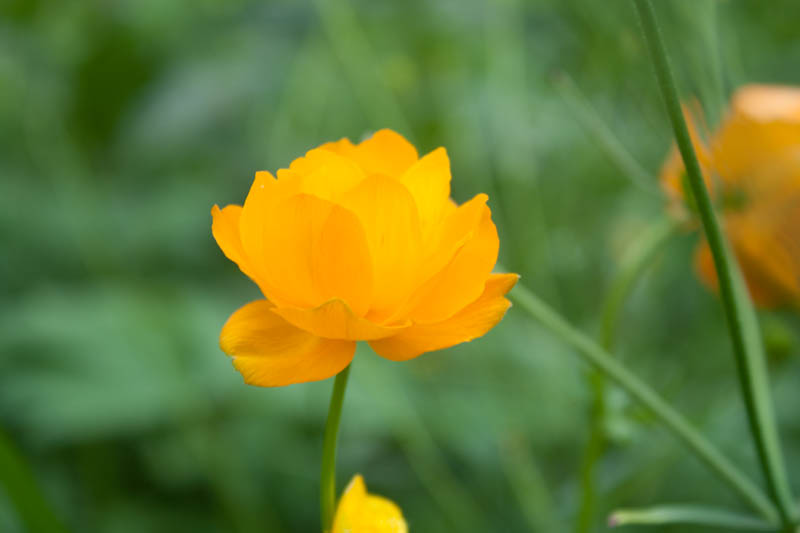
[405,202,500,323]
[659,102,714,207]
[272,299,409,341]
[339,176,422,321]
[350,129,419,178]
[693,238,781,308]
[212,204,284,303]
[220,300,355,387]
[730,210,800,307]
[400,147,452,236]
[713,86,800,188]
[732,84,800,122]
[212,204,252,276]
[370,273,519,361]
[238,171,303,295]
[332,475,408,533]
[260,194,373,315]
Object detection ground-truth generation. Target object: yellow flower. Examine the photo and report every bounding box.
[660,85,800,308]
[332,475,407,533]
[212,129,518,386]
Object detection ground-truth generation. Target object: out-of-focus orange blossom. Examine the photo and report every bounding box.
[660,85,800,308]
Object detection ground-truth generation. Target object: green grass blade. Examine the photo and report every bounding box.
[0,431,68,533]
[631,0,797,525]
[509,283,779,524]
[609,504,775,530]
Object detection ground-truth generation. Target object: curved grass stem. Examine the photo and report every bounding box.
[320,364,351,533]
[632,0,797,526]
[576,217,680,533]
[510,283,779,524]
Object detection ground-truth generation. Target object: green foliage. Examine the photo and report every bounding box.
[1,1,799,532]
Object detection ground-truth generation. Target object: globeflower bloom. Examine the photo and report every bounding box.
[332,475,407,533]
[660,85,800,308]
[212,129,518,386]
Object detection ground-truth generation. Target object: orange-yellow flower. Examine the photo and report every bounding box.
[660,85,800,308]
[332,475,407,533]
[212,129,518,386]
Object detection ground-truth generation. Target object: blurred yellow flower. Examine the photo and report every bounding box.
[660,85,800,308]
[332,475,407,533]
[212,129,518,386]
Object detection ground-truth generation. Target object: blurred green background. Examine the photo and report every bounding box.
[1,0,799,531]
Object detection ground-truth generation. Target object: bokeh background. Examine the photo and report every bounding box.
[1,0,799,531]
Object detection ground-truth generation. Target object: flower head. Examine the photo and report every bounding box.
[212,129,518,386]
[660,85,800,308]
[332,475,407,533]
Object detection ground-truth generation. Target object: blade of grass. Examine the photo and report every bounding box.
[500,434,565,533]
[509,283,779,524]
[315,0,413,136]
[0,431,68,533]
[631,1,797,527]
[576,217,681,533]
[552,73,659,195]
[609,504,775,530]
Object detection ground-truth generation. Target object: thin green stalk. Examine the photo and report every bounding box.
[320,364,351,533]
[0,431,68,533]
[632,1,797,526]
[576,217,680,533]
[509,284,779,524]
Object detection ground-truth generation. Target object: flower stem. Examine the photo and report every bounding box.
[576,217,680,533]
[320,364,351,533]
[509,284,779,524]
[632,0,797,526]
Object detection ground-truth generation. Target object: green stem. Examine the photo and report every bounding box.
[509,284,779,524]
[576,217,680,533]
[632,0,797,526]
[320,364,351,533]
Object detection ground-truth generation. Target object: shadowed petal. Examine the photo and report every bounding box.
[273,299,409,341]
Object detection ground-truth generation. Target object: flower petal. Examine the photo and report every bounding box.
[260,194,373,315]
[272,299,409,341]
[211,204,251,275]
[212,204,282,301]
[370,273,518,361]
[279,148,367,202]
[339,176,422,321]
[333,475,408,533]
[400,147,452,236]
[238,171,302,284]
[379,193,489,323]
[220,300,355,387]
[732,84,800,122]
[350,129,419,178]
[406,201,500,323]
